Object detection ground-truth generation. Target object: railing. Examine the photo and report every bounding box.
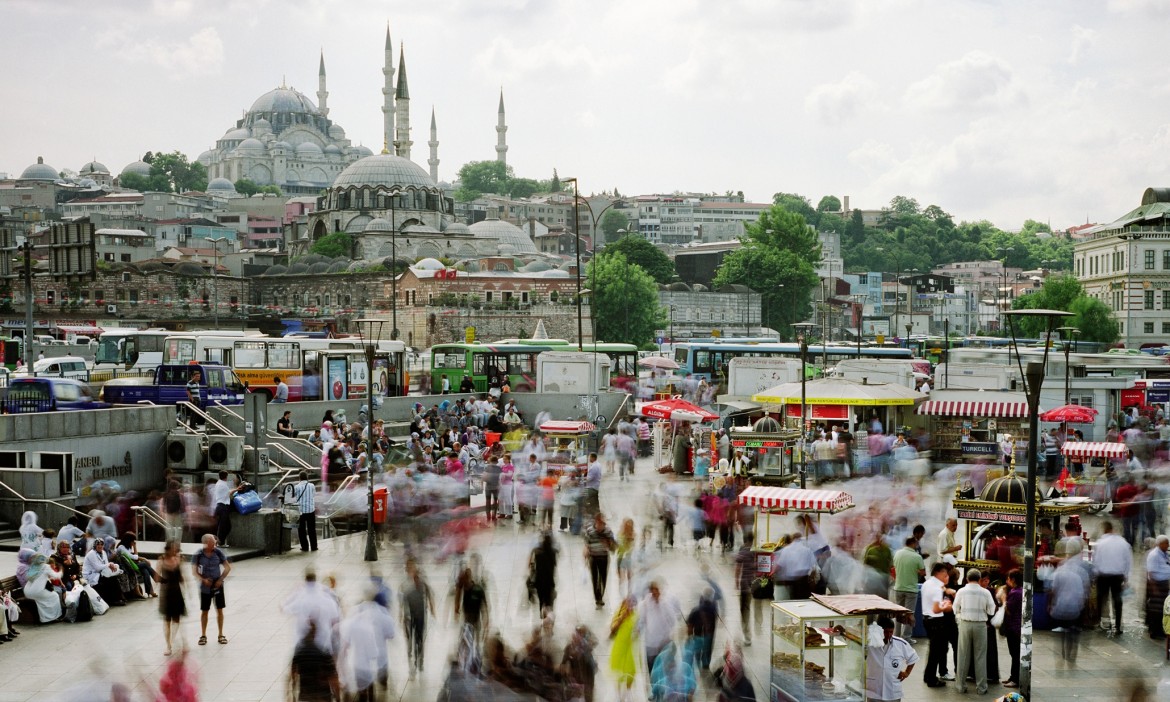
[266,441,317,472]
[0,478,90,519]
[264,466,308,501]
[176,401,238,437]
[130,504,170,542]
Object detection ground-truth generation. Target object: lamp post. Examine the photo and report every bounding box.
[563,177,584,350]
[1057,326,1080,405]
[1003,308,1073,701]
[996,246,1014,333]
[18,241,34,368]
[355,317,386,562]
[208,236,229,328]
[793,322,815,489]
[905,269,918,343]
[1118,232,1146,348]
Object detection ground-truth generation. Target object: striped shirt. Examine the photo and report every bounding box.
[290,480,316,515]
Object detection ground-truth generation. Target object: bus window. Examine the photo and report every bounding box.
[693,350,712,374]
[137,334,164,353]
[673,348,689,365]
[205,347,230,365]
[234,341,266,368]
[163,338,196,364]
[507,353,536,376]
[472,353,487,375]
[434,351,467,369]
[268,342,298,369]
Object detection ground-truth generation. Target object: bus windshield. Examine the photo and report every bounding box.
[95,336,124,365]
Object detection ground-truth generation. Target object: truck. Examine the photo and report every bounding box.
[100,364,246,408]
[722,357,808,400]
[535,351,613,394]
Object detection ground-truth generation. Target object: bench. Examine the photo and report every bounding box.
[0,574,37,625]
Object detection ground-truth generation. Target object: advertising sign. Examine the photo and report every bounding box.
[349,356,369,398]
[327,358,348,401]
[961,442,999,457]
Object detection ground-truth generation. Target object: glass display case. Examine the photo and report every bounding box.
[771,600,866,702]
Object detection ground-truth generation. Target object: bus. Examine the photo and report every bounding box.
[93,328,175,370]
[672,341,915,383]
[161,333,407,400]
[429,340,639,393]
[0,337,21,371]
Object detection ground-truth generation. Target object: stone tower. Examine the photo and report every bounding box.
[394,45,412,159]
[495,88,508,166]
[381,24,395,154]
[317,50,329,119]
[428,108,440,182]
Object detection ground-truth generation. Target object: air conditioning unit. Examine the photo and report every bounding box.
[166,433,205,471]
[37,452,74,496]
[207,435,244,471]
[107,304,118,314]
[0,450,28,469]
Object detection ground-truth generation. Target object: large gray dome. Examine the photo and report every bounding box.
[248,87,319,116]
[364,218,393,233]
[208,177,236,193]
[80,160,109,175]
[468,216,538,255]
[121,160,152,177]
[333,154,436,190]
[238,138,265,154]
[20,157,58,181]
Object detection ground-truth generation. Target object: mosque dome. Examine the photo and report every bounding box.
[222,127,251,140]
[238,138,265,154]
[332,153,436,190]
[364,218,393,233]
[78,178,98,188]
[196,150,215,165]
[287,262,310,275]
[80,160,109,175]
[498,243,517,256]
[520,260,552,273]
[264,264,288,276]
[308,262,331,275]
[444,222,471,236]
[327,260,349,274]
[468,216,538,255]
[355,145,374,157]
[328,124,346,140]
[173,262,205,276]
[296,142,323,157]
[542,269,570,278]
[248,87,319,116]
[121,160,152,177]
[20,157,58,181]
[252,118,272,133]
[414,258,444,271]
[207,177,236,193]
[324,144,342,156]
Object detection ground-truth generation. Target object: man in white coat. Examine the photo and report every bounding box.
[866,617,919,702]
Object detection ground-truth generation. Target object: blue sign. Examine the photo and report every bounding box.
[961,442,999,457]
[1148,390,1170,403]
[657,337,664,345]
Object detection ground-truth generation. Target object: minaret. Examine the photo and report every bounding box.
[394,44,412,160]
[317,50,329,120]
[428,107,440,182]
[381,24,395,156]
[495,88,508,166]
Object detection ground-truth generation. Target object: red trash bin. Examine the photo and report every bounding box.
[373,486,388,524]
[485,431,502,447]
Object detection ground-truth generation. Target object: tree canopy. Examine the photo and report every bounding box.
[234,178,282,197]
[308,232,354,259]
[1008,274,1118,344]
[587,251,666,348]
[600,209,631,243]
[599,235,675,284]
[452,160,550,201]
[140,151,207,193]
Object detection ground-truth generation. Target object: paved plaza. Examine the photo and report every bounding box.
[1,459,1167,701]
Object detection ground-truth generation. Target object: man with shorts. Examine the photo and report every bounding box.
[193,533,232,645]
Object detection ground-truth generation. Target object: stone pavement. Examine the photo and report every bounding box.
[1,460,1167,701]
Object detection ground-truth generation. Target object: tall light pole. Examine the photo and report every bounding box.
[208,236,229,328]
[1057,326,1080,405]
[563,177,584,350]
[996,246,1014,333]
[793,322,815,489]
[355,317,387,562]
[905,268,918,341]
[1003,308,1073,701]
[1118,232,1146,347]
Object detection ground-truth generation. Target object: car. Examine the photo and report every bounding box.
[1,378,109,413]
[15,355,90,380]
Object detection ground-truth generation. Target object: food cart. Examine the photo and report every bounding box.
[915,393,1033,462]
[539,420,595,476]
[738,485,855,578]
[729,416,802,485]
[770,594,910,702]
[1060,441,1126,512]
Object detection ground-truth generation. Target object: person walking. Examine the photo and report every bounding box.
[637,580,683,673]
[953,569,996,695]
[734,536,761,646]
[530,530,559,617]
[401,557,435,680]
[288,470,318,552]
[280,568,341,660]
[583,453,603,518]
[921,563,953,688]
[338,582,397,700]
[192,534,231,646]
[1049,540,1091,661]
[1094,520,1132,636]
[1146,535,1170,640]
[584,513,617,609]
[891,536,925,642]
[865,616,919,702]
[482,456,501,521]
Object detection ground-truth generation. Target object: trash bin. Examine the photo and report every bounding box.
[373,486,388,524]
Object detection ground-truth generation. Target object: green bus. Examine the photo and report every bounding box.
[429,339,638,393]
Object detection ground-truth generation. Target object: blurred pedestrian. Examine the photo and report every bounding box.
[953,569,995,694]
[1049,540,1091,662]
[561,624,598,702]
[609,596,638,702]
[584,513,617,609]
[288,621,338,702]
[338,581,397,700]
[1146,535,1170,640]
[530,531,559,617]
[401,557,435,680]
[638,580,683,672]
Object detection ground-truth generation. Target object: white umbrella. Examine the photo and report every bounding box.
[638,356,680,370]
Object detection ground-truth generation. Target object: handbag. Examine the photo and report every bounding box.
[991,605,1005,629]
[233,490,263,515]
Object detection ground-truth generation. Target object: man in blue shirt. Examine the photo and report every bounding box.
[192,534,232,645]
[583,453,602,517]
[1146,536,1170,640]
[273,376,289,403]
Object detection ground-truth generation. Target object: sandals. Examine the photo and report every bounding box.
[164,649,172,656]
[218,635,228,644]
[198,636,207,645]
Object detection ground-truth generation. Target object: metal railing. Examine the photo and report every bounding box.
[176,400,238,436]
[0,478,90,520]
[130,504,170,542]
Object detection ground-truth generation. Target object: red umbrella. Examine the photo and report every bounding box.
[640,396,719,422]
[1040,404,1099,424]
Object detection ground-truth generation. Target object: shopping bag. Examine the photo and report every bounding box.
[232,490,263,515]
[84,584,109,615]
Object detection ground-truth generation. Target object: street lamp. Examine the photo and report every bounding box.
[1057,326,1080,405]
[355,317,387,562]
[208,236,229,328]
[996,246,1014,333]
[1003,308,1074,700]
[792,322,815,489]
[562,177,584,350]
[1118,232,1147,347]
[905,269,918,340]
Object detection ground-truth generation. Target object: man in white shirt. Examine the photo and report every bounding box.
[920,563,953,687]
[1146,536,1170,639]
[273,376,289,403]
[866,616,919,702]
[953,569,996,694]
[1094,521,1131,636]
[211,470,239,548]
[280,568,340,654]
[936,518,961,565]
[773,534,817,600]
[637,580,683,672]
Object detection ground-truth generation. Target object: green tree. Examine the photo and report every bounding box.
[816,195,842,212]
[454,160,510,201]
[600,209,630,243]
[549,169,562,193]
[309,232,353,259]
[259,184,283,196]
[507,177,540,199]
[234,178,261,197]
[587,251,666,347]
[1009,274,1118,343]
[119,171,171,193]
[148,151,208,192]
[600,235,675,284]
[772,192,817,222]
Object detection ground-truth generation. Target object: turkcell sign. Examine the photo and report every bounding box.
[960,442,998,457]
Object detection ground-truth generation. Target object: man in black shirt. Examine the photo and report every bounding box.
[276,411,296,438]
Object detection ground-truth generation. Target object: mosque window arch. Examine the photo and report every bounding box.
[324,294,330,306]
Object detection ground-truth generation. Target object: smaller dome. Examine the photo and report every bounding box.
[403,223,441,234]
[299,253,328,266]
[542,269,570,278]
[20,157,58,181]
[222,127,250,140]
[252,118,272,133]
[444,222,471,236]
[324,144,341,155]
[356,145,374,157]
[196,150,215,164]
[753,416,782,433]
[329,124,346,139]
[463,261,481,273]
[272,141,291,151]
[173,262,205,276]
[138,261,166,272]
[498,243,517,256]
[296,142,323,156]
[207,177,236,192]
[668,282,691,292]
[238,138,265,153]
[308,262,331,274]
[364,218,393,233]
[414,257,444,270]
[348,260,370,273]
[78,178,98,188]
[692,283,708,292]
[264,264,288,276]
[287,262,310,274]
[121,160,152,177]
[978,471,1039,505]
[521,261,552,273]
[80,160,109,175]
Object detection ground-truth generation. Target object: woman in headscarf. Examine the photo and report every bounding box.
[19,511,43,553]
[82,536,125,606]
[21,552,63,623]
[50,540,81,591]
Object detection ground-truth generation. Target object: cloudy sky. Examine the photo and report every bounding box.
[5,0,1170,230]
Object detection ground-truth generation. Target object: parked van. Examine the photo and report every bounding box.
[2,378,109,413]
[15,356,89,380]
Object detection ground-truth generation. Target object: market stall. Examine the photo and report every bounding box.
[1060,441,1127,511]
[639,396,719,473]
[752,379,924,436]
[729,416,802,485]
[915,391,1037,462]
[539,420,595,476]
[739,485,855,579]
[770,594,910,702]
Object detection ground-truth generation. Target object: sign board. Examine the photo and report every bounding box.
[465,326,476,344]
[1147,390,1170,403]
[957,509,1026,524]
[732,439,793,449]
[1122,388,1145,407]
[876,334,885,345]
[327,357,348,400]
[784,404,849,420]
[961,442,999,457]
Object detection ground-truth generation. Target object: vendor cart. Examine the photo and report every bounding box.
[1060,441,1126,513]
[739,485,855,577]
[730,422,802,485]
[539,420,595,476]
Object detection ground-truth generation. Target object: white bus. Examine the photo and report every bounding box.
[93,328,173,369]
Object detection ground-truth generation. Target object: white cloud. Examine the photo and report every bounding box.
[151,0,194,19]
[1107,0,1170,16]
[805,72,878,124]
[1068,24,1098,64]
[113,26,225,76]
[905,51,1018,112]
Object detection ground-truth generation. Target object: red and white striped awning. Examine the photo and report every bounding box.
[917,400,1034,418]
[738,486,854,514]
[539,420,596,433]
[1061,442,1127,460]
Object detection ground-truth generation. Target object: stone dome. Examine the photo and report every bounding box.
[328,124,346,140]
[308,262,331,274]
[238,138,265,154]
[468,216,538,255]
[444,222,471,236]
[355,145,374,157]
[521,260,552,273]
[248,87,319,116]
[287,262,310,275]
[327,260,348,274]
[20,157,58,181]
[173,262,205,276]
[80,160,109,175]
[252,118,272,133]
[78,178,98,188]
[264,264,288,276]
[364,218,393,233]
[196,150,215,165]
[542,269,570,278]
[296,142,322,157]
[324,144,342,156]
[299,254,329,266]
[668,282,691,292]
[207,177,236,193]
[271,141,291,151]
[347,260,370,273]
[498,243,517,256]
[121,160,152,177]
[414,257,444,271]
[223,127,251,140]
[692,283,709,292]
[978,471,1039,504]
[333,153,436,190]
[753,416,783,433]
[403,223,441,234]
